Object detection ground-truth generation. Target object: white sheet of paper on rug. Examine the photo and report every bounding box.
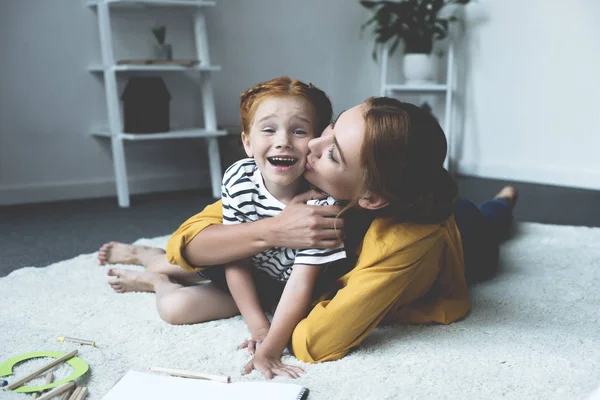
[101,370,309,400]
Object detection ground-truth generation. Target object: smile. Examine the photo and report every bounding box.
[267,157,298,167]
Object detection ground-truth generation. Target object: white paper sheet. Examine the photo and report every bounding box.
[101,370,308,400]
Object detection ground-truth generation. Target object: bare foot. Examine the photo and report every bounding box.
[107,268,167,293]
[97,242,165,266]
[494,186,519,209]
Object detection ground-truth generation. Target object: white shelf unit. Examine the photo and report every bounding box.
[88,64,222,72]
[379,42,456,172]
[88,0,225,207]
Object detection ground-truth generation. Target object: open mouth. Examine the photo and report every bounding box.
[267,157,298,167]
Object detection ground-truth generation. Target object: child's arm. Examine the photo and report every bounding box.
[225,261,271,351]
[242,264,320,379]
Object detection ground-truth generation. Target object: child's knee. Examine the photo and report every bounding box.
[157,292,189,325]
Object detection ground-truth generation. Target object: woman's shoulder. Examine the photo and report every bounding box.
[365,215,459,252]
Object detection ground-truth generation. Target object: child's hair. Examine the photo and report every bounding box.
[239,76,333,137]
[357,96,458,223]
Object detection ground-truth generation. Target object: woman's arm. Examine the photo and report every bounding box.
[242,264,320,379]
[167,190,344,270]
[225,262,271,343]
[291,234,458,363]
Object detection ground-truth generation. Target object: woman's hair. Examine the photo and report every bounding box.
[239,76,333,136]
[359,96,458,223]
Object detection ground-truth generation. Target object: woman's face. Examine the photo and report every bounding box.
[304,103,365,200]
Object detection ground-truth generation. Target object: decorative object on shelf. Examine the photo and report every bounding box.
[360,0,472,84]
[151,25,172,61]
[121,77,171,133]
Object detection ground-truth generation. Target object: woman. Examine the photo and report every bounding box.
[100,96,518,377]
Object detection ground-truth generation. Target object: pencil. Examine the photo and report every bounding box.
[67,386,81,400]
[58,387,74,400]
[32,371,54,399]
[58,336,96,347]
[75,386,88,400]
[36,381,76,400]
[4,350,78,391]
[150,367,231,383]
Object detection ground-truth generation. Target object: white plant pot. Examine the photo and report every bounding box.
[402,53,436,85]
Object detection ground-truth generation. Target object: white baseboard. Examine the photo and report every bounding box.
[456,161,600,191]
[0,172,210,206]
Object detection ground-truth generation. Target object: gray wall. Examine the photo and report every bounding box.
[1,0,598,205]
[0,0,377,205]
[457,0,600,191]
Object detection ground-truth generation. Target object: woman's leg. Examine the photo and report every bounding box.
[107,268,239,325]
[97,242,202,284]
[455,186,518,284]
[479,186,518,242]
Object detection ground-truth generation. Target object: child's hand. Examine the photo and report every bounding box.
[242,350,305,379]
[238,327,269,355]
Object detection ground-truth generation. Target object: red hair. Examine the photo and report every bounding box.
[239,76,332,136]
[359,97,457,223]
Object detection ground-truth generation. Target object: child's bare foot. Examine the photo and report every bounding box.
[97,242,165,266]
[107,268,167,293]
[494,186,519,209]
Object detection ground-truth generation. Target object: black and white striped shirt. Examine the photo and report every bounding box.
[222,158,346,282]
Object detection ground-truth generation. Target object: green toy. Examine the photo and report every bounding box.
[0,351,89,393]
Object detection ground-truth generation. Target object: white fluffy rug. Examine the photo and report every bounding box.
[2,222,600,400]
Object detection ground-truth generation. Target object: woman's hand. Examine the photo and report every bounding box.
[238,327,269,355]
[242,350,306,379]
[268,189,344,249]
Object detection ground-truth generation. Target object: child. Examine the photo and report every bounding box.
[219,77,345,378]
[99,76,342,378]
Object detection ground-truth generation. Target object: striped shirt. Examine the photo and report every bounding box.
[222,158,346,282]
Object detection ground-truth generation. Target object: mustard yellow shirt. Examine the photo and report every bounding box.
[166,200,471,363]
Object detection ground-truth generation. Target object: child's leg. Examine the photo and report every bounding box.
[107,268,239,325]
[98,242,202,284]
[455,186,518,284]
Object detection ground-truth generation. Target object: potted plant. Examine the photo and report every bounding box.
[360,0,471,84]
[151,25,172,61]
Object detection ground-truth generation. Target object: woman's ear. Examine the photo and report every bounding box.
[358,191,389,210]
[241,132,253,157]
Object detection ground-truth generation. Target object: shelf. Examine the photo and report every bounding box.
[87,0,216,8]
[91,127,228,140]
[385,84,449,93]
[88,64,221,72]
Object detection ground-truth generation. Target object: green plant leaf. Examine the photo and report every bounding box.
[151,25,166,45]
[359,0,474,61]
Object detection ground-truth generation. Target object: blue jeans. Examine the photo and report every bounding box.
[454,197,513,284]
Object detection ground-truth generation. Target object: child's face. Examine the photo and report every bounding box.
[242,95,316,193]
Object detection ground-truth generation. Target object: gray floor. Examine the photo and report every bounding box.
[1,176,599,277]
